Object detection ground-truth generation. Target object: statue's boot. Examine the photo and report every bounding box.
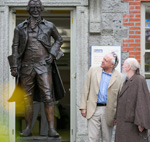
[48,120,59,137]
[45,105,59,137]
[20,127,32,137]
[20,98,33,137]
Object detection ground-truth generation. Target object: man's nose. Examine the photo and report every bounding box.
[33,7,38,11]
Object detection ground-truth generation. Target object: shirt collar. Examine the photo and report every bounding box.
[21,16,46,28]
[102,69,112,76]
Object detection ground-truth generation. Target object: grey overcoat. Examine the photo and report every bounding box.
[115,74,150,142]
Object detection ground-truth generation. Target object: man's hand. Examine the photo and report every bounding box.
[81,109,87,118]
[11,67,18,77]
[138,126,144,132]
[113,119,117,126]
[46,54,55,64]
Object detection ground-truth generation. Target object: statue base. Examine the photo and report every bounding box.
[17,136,61,142]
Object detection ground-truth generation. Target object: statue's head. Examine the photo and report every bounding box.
[27,0,44,18]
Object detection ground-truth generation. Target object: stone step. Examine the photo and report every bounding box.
[17,136,62,142]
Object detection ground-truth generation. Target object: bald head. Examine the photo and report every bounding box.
[106,52,119,68]
[107,53,114,63]
[101,53,118,73]
[125,58,140,72]
[122,58,140,79]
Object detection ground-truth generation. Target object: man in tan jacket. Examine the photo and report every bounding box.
[80,52,122,142]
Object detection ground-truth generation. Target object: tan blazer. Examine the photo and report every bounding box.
[80,66,122,126]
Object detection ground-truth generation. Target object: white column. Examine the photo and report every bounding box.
[0,5,12,141]
[76,6,89,142]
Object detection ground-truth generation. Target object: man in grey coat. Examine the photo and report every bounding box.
[115,58,150,142]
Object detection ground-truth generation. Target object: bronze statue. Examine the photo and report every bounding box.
[8,0,65,137]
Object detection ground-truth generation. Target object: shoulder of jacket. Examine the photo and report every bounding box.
[89,66,101,72]
[134,74,145,83]
[16,20,28,29]
[43,19,54,27]
[113,69,121,76]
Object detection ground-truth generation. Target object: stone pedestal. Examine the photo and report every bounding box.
[17,136,61,142]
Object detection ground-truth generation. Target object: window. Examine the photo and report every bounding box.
[141,4,150,79]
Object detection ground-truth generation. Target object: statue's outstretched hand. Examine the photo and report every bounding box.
[11,67,18,77]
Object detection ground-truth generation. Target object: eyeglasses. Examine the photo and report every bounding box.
[111,52,117,65]
[139,132,150,140]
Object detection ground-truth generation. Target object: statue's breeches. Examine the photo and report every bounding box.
[21,69,54,105]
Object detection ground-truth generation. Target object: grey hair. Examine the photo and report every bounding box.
[110,52,119,68]
[111,58,115,64]
[126,58,140,73]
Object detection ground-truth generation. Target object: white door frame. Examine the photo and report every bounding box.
[70,9,77,142]
[9,8,16,142]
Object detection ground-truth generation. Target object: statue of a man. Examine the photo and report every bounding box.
[8,0,64,137]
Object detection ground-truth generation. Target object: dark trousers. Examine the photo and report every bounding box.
[21,69,53,105]
[31,101,48,136]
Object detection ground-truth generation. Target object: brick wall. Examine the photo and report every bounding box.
[122,0,142,62]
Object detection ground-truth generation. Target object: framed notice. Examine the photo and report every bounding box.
[91,46,121,72]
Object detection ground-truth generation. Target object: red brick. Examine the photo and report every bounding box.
[129,44,140,47]
[123,48,135,51]
[135,39,140,42]
[129,35,140,38]
[129,18,140,22]
[135,23,141,26]
[129,2,140,5]
[129,27,140,30]
[123,14,134,18]
[135,6,141,9]
[123,23,134,26]
[129,55,135,58]
[123,39,134,42]
[123,18,128,22]
[129,10,141,13]
[129,31,134,34]
[135,31,141,34]
[123,44,128,47]
[135,14,141,18]
[135,48,141,51]
[129,52,140,55]
[129,6,135,10]
[135,56,140,60]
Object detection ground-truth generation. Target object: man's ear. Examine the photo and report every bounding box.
[127,64,131,71]
[111,63,115,69]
